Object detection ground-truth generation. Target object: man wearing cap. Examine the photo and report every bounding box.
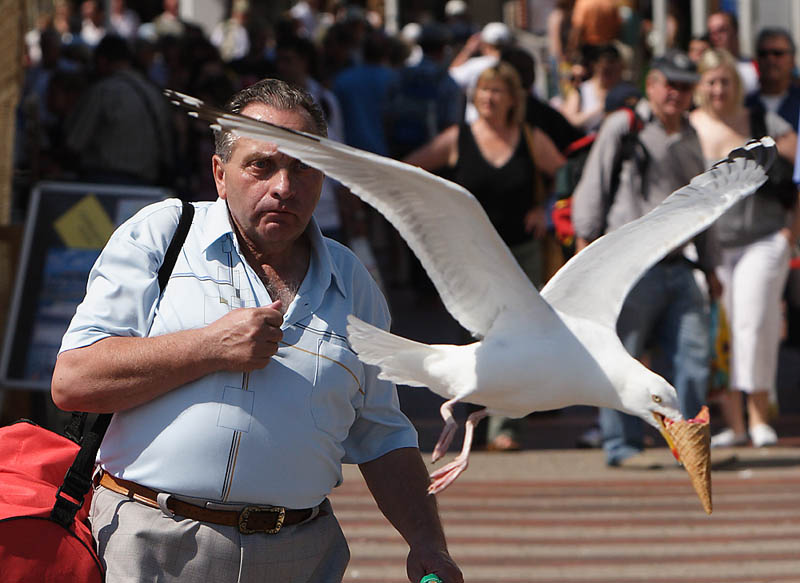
[571,51,716,468]
[449,21,513,122]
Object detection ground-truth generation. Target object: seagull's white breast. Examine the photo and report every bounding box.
[468,312,620,417]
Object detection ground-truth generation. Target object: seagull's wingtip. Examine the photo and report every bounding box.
[719,136,777,172]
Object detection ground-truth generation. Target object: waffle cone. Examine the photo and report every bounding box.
[668,408,712,514]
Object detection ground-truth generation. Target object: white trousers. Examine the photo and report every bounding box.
[716,230,791,393]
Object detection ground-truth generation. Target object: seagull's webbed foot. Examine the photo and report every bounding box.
[428,408,488,494]
[431,398,461,463]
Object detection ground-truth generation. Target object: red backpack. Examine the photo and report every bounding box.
[0,419,106,582]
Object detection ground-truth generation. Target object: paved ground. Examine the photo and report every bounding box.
[332,443,800,582]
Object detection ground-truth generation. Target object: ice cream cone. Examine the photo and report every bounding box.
[668,406,712,514]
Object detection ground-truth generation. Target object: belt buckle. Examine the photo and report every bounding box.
[238,505,286,535]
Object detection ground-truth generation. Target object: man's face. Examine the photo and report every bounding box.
[757,36,795,88]
[212,103,324,253]
[708,14,735,52]
[687,39,710,63]
[646,71,695,120]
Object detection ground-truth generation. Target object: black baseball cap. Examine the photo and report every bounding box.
[650,50,700,83]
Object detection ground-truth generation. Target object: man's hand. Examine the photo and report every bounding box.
[206,301,284,371]
[359,448,463,583]
[705,271,723,300]
[52,300,286,413]
[407,546,463,583]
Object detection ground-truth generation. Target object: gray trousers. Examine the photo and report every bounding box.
[91,486,349,583]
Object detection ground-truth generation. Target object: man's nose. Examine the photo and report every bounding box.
[271,167,295,200]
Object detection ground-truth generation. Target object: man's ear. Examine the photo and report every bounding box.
[212,154,227,200]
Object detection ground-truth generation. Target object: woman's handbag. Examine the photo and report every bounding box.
[0,200,194,581]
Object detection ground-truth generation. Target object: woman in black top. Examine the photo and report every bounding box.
[404,62,565,450]
[405,62,564,286]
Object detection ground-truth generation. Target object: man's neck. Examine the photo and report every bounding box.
[231,219,311,311]
[759,79,790,97]
[653,109,684,134]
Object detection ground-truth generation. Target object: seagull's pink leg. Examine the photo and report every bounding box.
[431,398,461,463]
[428,408,488,494]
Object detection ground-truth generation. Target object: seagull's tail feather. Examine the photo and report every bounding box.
[346,315,441,390]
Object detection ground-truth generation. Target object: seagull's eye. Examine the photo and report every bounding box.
[652,395,662,404]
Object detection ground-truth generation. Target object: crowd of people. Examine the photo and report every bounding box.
[16,1,800,463]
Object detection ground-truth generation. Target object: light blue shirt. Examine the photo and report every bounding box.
[60,198,417,508]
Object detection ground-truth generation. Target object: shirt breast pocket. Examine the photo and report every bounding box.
[311,337,365,440]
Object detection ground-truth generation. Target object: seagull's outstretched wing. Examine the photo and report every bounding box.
[542,138,775,327]
[166,90,546,337]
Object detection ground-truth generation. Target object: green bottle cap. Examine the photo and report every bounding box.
[420,575,443,583]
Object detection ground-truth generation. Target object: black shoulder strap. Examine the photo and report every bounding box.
[609,107,645,200]
[52,200,194,527]
[158,200,194,292]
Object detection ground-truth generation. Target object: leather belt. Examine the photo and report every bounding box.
[99,472,321,534]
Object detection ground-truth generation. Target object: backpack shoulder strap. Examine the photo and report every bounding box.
[158,200,194,293]
[53,199,194,527]
[609,107,644,198]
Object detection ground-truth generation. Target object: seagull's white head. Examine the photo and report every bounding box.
[620,363,683,459]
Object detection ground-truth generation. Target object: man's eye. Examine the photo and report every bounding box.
[252,159,269,170]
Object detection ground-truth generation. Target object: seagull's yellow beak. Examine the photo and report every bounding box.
[653,412,680,462]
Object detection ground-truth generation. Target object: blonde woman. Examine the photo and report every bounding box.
[405,62,564,450]
[690,48,799,447]
[406,62,564,286]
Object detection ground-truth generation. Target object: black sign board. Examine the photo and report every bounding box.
[1,182,172,390]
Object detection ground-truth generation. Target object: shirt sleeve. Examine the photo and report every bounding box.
[341,267,418,464]
[571,110,630,241]
[59,199,183,353]
[766,110,793,139]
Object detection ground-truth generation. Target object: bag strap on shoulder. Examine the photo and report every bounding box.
[158,200,194,292]
[52,200,194,527]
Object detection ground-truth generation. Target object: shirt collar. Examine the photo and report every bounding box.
[199,197,235,252]
[199,197,347,298]
[304,216,348,298]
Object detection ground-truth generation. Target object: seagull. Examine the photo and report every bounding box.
[165,89,774,495]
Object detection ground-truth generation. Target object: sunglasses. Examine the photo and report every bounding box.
[666,81,694,92]
[758,49,791,58]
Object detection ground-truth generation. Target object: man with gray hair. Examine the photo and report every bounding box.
[52,79,462,583]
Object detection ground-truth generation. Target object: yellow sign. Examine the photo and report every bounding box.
[53,194,115,249]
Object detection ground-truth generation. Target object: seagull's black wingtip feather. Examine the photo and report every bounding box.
[717,136,777,172]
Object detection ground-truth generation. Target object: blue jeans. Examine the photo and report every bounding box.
[601,260,710,465]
